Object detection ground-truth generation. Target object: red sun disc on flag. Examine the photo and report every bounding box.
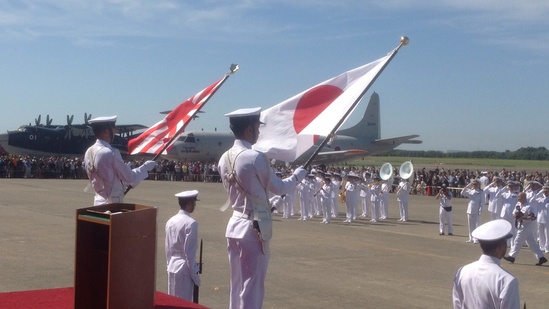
[293,85,343,134]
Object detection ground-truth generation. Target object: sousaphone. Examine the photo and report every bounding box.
[399,161,414,180]
[379,163,393,181]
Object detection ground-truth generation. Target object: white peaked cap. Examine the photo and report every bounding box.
[175,190,199,200]
[224,107,261,118]
[472,219,513,241]
[88,115,117,124]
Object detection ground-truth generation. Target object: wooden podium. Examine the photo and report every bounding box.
[74,203,157,309]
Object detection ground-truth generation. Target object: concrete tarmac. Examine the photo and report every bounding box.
[0,179,547,308]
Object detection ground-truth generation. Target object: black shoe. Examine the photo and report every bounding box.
[448,233,454,236]
[536,256,547,266]
[439,232,444,235]
[503,256,515,264]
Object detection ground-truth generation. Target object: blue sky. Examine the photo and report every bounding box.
[1,0,548,152]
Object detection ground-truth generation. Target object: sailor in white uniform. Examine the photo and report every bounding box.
[453,219,520,309]
[165,190,201,301]
[535,186,549,253]
[218,107,307,309]
[503,192,548,266]
[484,177,505,221]
[84,116,156,205]
[461,179,485,243]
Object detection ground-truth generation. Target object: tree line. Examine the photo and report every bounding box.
[379,147,549,160]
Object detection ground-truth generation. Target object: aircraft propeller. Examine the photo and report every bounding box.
[83,113,92,138]
[46,115,53,126]
[34,115,42,126]
[65,115,74,139]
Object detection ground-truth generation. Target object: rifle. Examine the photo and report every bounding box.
[192,239,203,304]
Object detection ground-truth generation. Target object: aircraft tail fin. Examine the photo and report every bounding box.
[337,92,380,140]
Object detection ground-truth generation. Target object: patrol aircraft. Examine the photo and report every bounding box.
[162,92,422,164]
[0,114,147,157]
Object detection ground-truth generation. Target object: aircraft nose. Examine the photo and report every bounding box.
[0,132,8,144]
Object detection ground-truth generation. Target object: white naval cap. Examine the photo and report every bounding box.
[471,219,513,242]
[88,115,117,125]
[175,190,199,200]
[224,107,262,118]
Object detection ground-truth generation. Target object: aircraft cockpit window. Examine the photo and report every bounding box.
[182,135,195,143]
[18,126,27,132]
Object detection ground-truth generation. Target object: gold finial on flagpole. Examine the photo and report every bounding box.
[400,36,409,46]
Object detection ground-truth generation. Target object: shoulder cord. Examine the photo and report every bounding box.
[221,149,272,217]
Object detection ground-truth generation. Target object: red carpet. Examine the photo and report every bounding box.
[0,287,209,309]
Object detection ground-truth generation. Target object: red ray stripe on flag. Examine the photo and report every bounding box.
[128,77,224,155]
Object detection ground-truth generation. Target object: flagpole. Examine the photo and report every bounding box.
[302,37,409,169]
[125,64,239,195]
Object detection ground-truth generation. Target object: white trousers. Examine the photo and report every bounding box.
[509,222,544,259]
[228,237,269,309]
[167,271,194,301]
[467,213,479,241]
[439,207,453,234]
[538,222,549,252]
[398,200,409,221]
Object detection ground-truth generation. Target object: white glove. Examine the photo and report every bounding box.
[293,166,307,182]
[142,160,157,172]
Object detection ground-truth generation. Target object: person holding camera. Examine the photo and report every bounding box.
[503,192,548,266]
[436,184,453,235]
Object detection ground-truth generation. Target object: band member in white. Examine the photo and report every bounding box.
[396,178,411,222]
[344,173,360,222]
[218,107,307,309]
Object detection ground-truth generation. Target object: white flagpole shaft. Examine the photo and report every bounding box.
[303,37,408,168]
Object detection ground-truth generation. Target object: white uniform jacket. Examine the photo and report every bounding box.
[461,188,485,215]
[165,210,201,286]
[84,139,150,205]
[453,254,520,309]
[218,140,298,242]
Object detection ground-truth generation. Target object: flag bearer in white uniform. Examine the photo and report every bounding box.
[165,190,201,301]
[218,107,307,309]
[503,192,548,266]
[453,219,520,309]
[84,116,156,205]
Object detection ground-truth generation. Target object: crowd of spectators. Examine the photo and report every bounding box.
[3,155,549,198]
[0,155,220,182]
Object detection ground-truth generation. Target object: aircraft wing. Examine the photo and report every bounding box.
[312,149,368,163]
[373,134,422,146]
[115,124,148,133]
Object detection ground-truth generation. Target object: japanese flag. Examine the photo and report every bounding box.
[253,51,394,162]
